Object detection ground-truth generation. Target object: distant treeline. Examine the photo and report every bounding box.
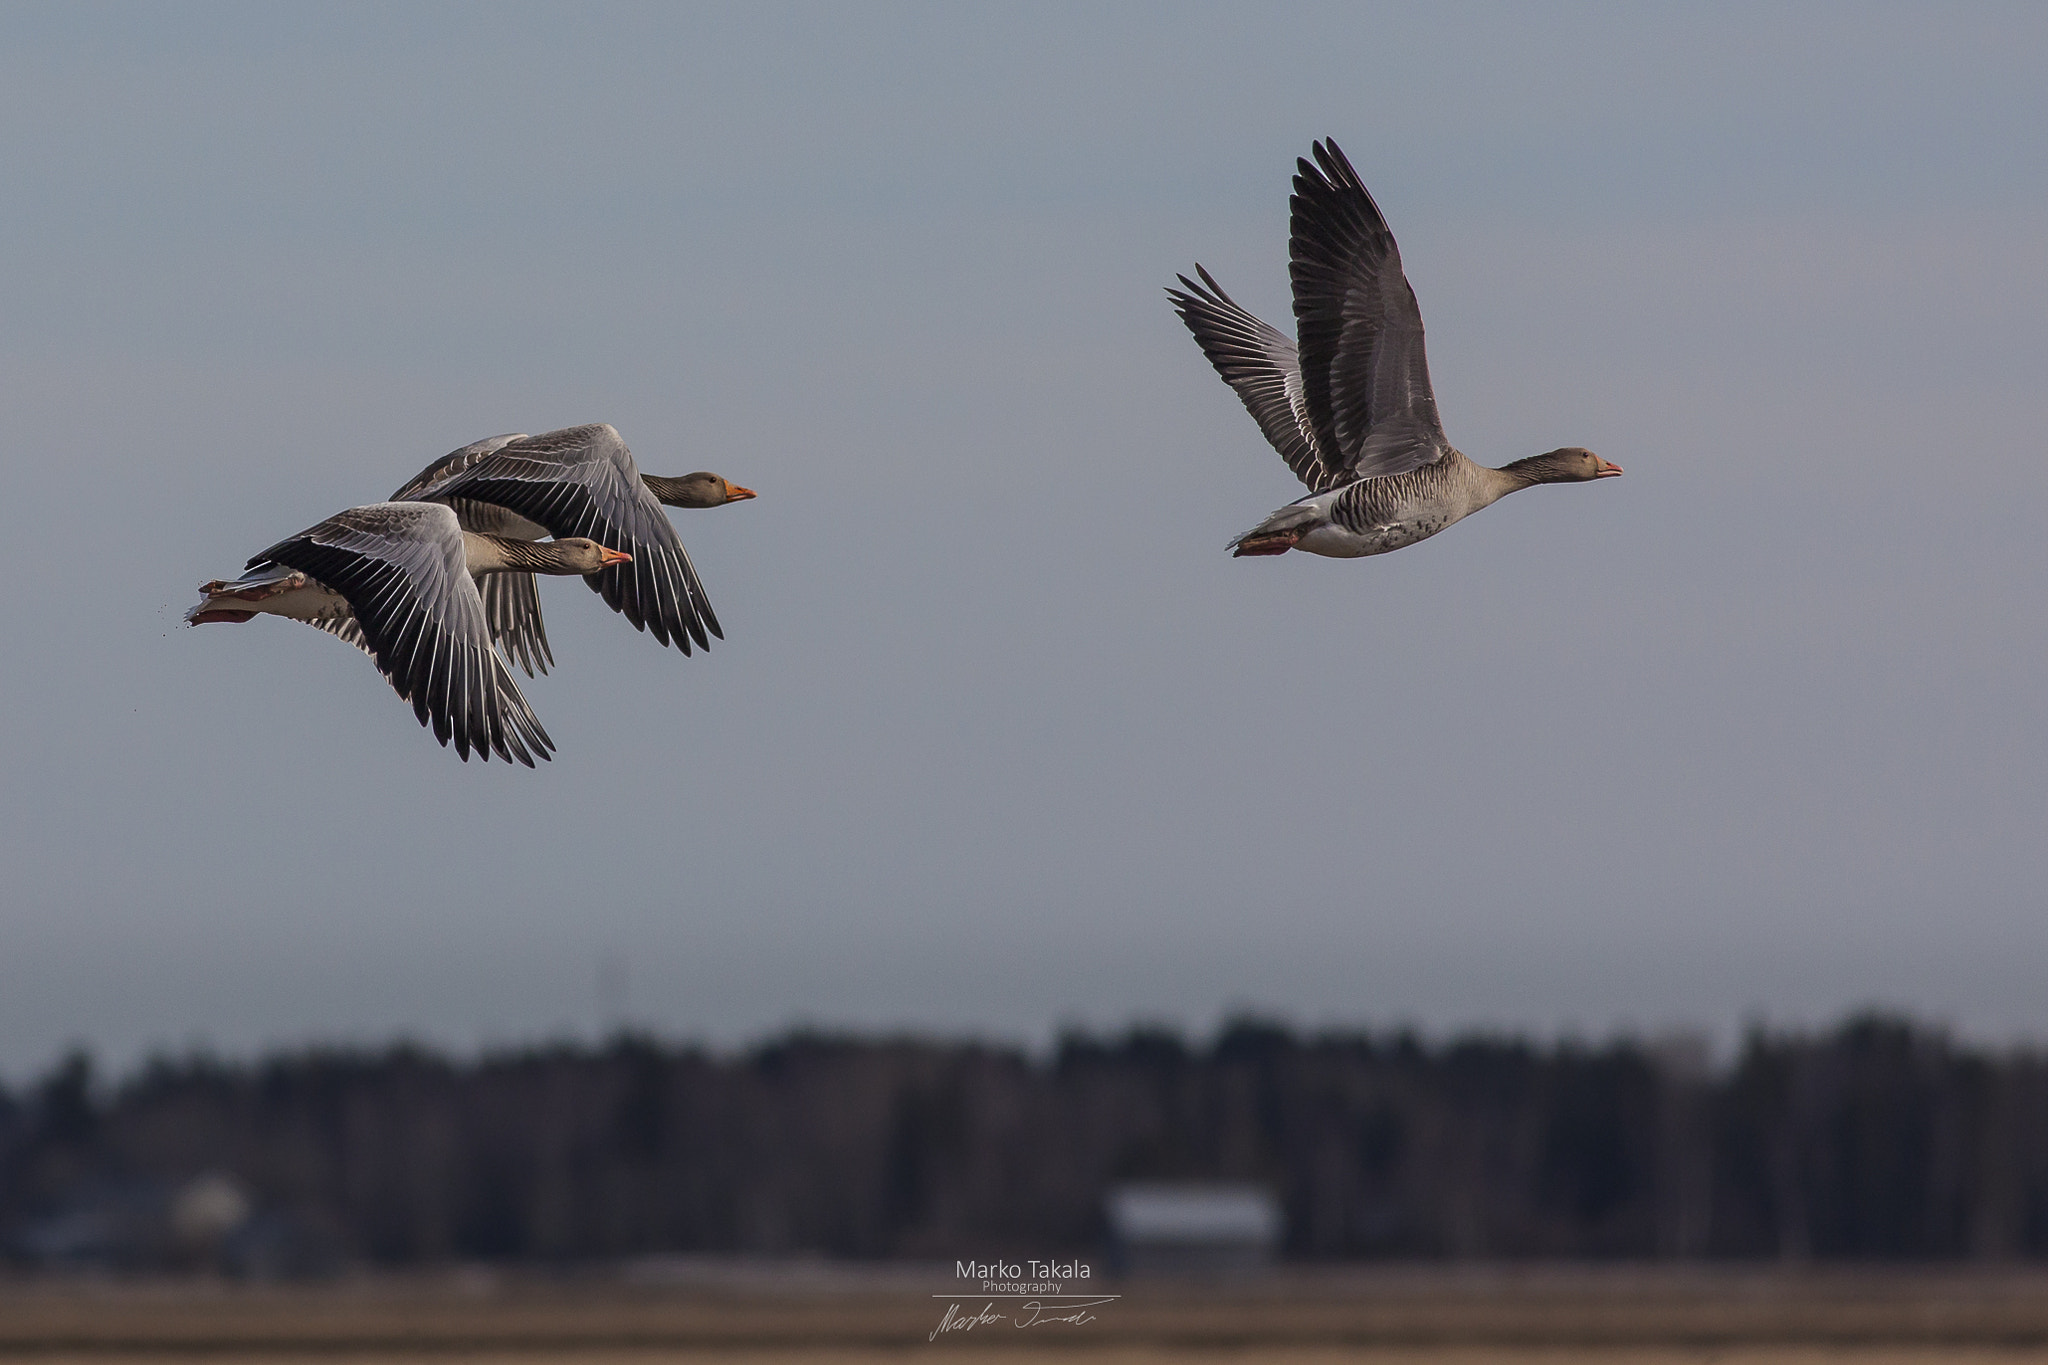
[4,1013,2047,1268]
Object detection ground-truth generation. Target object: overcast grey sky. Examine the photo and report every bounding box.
[2,2,2044,1078]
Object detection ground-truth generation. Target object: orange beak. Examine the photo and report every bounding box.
[723,482,757,502]
[598,546,633,565]
[1595,460,1623,478]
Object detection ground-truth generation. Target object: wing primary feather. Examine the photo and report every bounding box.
[425,627,455,752]
[667,544,712,649]
[451,642,474,762]
[651,545,695,652]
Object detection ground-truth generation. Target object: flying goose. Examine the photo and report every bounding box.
[187,501,629,764]
[1169,139,1619,559]
[391,424,755,671]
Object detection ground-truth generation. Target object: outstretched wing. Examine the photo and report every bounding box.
[1290,138,1447,481]
[413,424,720,653]
[392,433,552,675]
[1168,265,1339,491]
[256,502,554,765]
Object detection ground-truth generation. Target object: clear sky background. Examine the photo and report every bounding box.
[2,2,2044,1078]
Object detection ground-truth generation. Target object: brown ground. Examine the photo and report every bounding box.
[6,1264,2048,1362]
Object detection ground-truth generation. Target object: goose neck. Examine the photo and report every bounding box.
[466,534,575,575]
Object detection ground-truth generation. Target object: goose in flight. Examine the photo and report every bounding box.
[187,502,629,764]
[1169,139,1619,559]
[391,424,755,673]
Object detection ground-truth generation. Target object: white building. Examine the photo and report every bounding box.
[1104,1182,1283,1274]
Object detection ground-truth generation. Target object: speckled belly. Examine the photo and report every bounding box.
[1296,513,1453,558]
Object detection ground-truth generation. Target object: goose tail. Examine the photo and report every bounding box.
[185,564,305,625]
[1228,502,1321,557]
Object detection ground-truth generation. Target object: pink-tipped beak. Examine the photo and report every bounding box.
[599,546,633,565]
[1595,460,1624,478]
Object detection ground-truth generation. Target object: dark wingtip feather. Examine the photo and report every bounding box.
[1313,138,1357,185]
[1166,268,1221,311]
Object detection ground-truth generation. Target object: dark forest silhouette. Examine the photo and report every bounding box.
[5,1013,2047,1270]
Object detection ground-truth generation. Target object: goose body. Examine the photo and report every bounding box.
[1170,140,1618,559]
[391,424,755,672]
[187,501,628,764]
[1273,458,1517,558]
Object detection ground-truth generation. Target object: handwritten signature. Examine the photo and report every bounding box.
[929,1298,1116,1341]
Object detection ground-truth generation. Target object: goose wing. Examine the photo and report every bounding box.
[391,434,553,676]
[1168,265,1341,491]
[413,423,720,653]
[391,432,522,487]
[255,501,554,765]
[1290,138,1447,481]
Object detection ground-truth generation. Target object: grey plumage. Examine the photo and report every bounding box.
[397,424,722,657]
[1168,265,1333,489]
[1286,140,1445,482]
[253,502,554,765]
[478,569,552,678]
[1171,138,1618,560]
[391,434,555,674]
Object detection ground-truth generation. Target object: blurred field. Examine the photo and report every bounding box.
[7,1265,2048,1363]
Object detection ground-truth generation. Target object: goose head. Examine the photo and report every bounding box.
[472,534,633,575]
[1503,446,1623,485]
[545,537,633,574]
[643,471,758,508]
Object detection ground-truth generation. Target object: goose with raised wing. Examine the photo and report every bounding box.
[1169,139,1619,559]
[391,424,755,672]
[187,501,629,764]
